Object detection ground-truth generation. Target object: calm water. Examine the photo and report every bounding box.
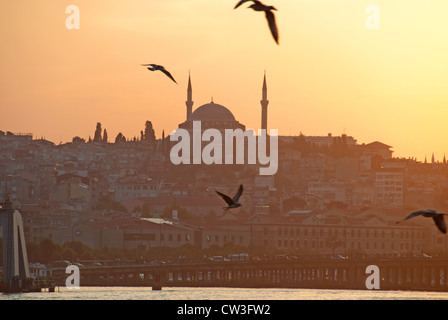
[1,286,448,300]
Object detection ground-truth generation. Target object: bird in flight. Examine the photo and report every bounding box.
[398,209,447,234]
[141,64,177,84]
[234,0,279,45]
[216,184,244,210]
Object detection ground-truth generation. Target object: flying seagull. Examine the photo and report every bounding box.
[234,0,279,45]
[141,64,177,84]
[216,184,244,210]
[398,209,448,234]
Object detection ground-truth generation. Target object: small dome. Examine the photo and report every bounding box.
[190,102,236,121]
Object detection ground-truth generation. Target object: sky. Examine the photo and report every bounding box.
[1,0,448,161]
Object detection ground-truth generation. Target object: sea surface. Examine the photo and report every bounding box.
[1,286,448,300]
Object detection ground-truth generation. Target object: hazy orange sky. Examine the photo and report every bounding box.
[1,0,448,161]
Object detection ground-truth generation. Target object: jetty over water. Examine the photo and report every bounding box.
[51,256,448,292]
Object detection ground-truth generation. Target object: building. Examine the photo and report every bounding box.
[68,216,202,251]
[170,73,269,168]
[177,75,246,133]
[303,133,357,148]
[183,208,430,256]
[308,180,347,205]
[360,141,394,159]
[114,175,158,201]
[375,169,403,207]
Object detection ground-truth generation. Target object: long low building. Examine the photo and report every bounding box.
[45,210,437,257]
[186,209,431,256]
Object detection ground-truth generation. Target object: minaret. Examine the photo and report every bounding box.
[261,71,269,130]
[186,72,193,121]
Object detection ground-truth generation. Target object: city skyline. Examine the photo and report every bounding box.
[1,0,448,162]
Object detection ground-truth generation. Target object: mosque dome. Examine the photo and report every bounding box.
[190,102,236,122]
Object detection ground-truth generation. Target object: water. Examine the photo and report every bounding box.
[1,286,448,300]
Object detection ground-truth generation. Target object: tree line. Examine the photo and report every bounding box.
[71,120,157,144]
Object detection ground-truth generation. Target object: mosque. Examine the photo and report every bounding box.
[177,73,269,134]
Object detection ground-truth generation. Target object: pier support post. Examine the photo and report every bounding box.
[0,208,30,286]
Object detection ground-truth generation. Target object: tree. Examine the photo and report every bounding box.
[72,136,85,144]
[144,121,156,143]
[94,195,128,212]
[38,238,61,263]
[93,122,102,142]
[115,132,126,143]
[283,196,307,212]
[325,201,348,210]
[141,203,151,218]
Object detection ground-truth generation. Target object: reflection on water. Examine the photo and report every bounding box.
[1,286,448,300]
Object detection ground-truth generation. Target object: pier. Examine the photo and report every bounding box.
[50,256,448,292]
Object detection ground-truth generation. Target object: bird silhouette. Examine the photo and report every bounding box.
[234,0,279,45]
[141,64,177,84]
[398,209,447,234]
[216,184,243,211]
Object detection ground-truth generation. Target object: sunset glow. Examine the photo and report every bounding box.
[1,0,448,161]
